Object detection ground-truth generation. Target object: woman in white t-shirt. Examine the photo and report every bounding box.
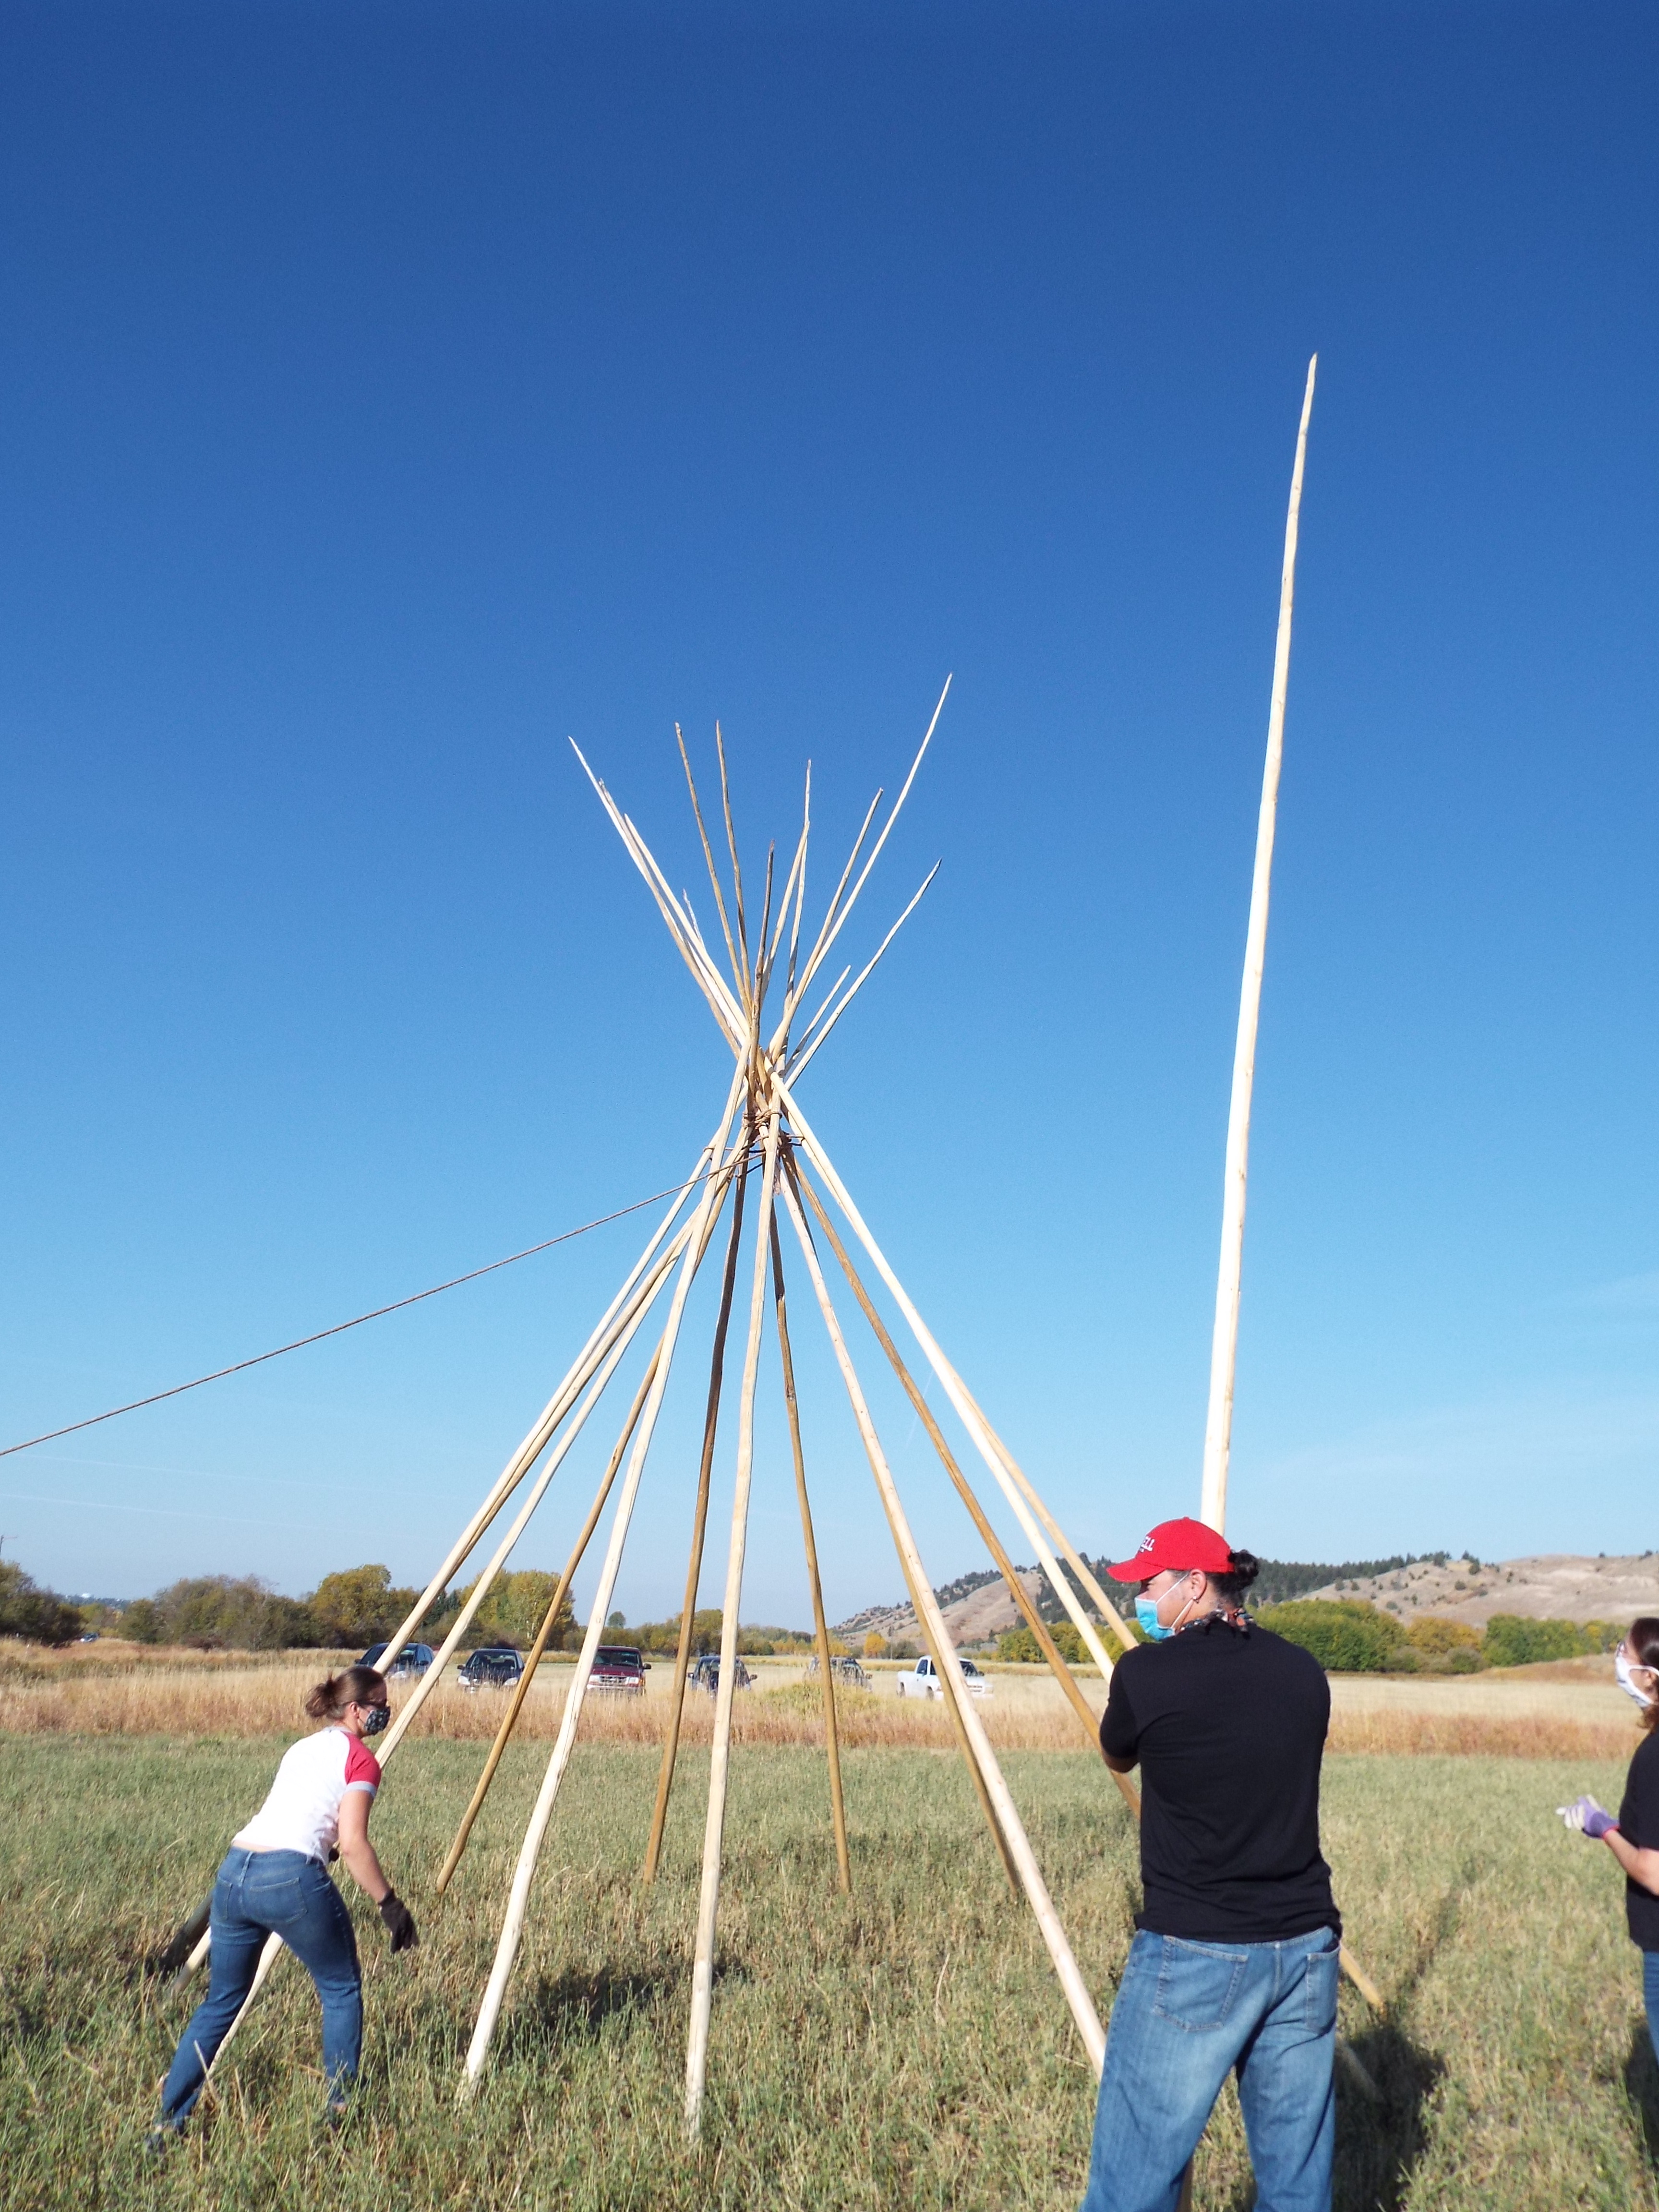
[151,1664,417,2141]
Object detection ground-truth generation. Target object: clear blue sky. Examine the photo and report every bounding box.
[1,2,1654,1621]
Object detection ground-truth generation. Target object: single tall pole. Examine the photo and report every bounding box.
[685,1108,784,2136]
[1198,354,1317,1535]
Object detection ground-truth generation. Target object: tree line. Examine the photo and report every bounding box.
[0,1554,819,1656]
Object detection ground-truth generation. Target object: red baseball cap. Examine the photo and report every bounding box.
[1107,1516,1235,1582]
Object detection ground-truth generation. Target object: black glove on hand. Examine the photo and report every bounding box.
[378,1891,419,1953]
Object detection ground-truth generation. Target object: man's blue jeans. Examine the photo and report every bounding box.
[1081,1925,1340,2212]
[159,1848,362,2125]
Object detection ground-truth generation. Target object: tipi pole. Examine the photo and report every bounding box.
[774,677,950,1046]
[885,1512,1020,1889]
[768,1213,851,1894]
[946,1378,1139,1654]
[1199,353,1317,1534]
[784,865,940,1083]
[778,1080,1120,1684]
[776,1197,1014,1886]
[790,1163,1114,1759]
[778,1177,1107,2074]
[684,1109,784,2135]
[435,1346,663,1895]
[379,1263,673,1762]
[642,1151,753,1884]
[462,1065,749,2090]
[373,1177,710,1676]
[383,1132,730,1658]
[168,1219,700,2007]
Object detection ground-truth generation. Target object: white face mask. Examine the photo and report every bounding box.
[1616,1644,1655,1709]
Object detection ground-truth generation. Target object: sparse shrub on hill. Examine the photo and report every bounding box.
[1481,1614,1621,1667]
[1257,1598,1406,1672]
[0,1561,84,1646]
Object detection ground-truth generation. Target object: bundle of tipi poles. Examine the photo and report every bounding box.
[174,693,1168,2132]
[168,356,1386,2144]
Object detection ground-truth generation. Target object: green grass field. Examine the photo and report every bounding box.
[2,1738,1657,2210]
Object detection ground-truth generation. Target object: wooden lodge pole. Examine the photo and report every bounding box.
[1200,353,1317,1535]
[642,1151,752,1884]
[435,1347,662,1895]
[460,1066,748,2091]
[778,1177,1106,2075]
[768,1213,852,1894]
[684,1110,784,2134]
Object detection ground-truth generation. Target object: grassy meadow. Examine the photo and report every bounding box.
[2,1664,1659,2209]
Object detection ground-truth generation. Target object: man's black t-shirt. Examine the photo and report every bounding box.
[1618,1730,1659,1949]
[1100,1616,1340,1943]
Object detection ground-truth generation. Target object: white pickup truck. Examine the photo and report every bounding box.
[894,1654,993,1699]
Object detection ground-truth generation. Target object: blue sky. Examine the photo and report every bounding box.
[0,1,1654,1621]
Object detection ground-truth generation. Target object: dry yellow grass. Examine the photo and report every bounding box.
[0,1642,1642,1760]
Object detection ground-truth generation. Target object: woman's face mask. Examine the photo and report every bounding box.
[1616,1644,1655,1709]
[360,1702,390,1736]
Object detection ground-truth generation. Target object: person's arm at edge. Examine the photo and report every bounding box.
[337,1786,392,1905]
[1603,1825,1659,1897]
[1099,1657,1139,1774]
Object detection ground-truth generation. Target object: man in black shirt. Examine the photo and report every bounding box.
[1079,1517,1341,2212]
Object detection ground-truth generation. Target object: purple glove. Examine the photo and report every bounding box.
[1557,1794,1619,1839]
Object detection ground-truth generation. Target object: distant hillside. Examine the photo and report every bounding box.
[834,1550,1659,1649]
[1248,1554,1457,1609]
[1293,1553,1659,1628]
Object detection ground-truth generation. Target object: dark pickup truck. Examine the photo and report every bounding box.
[458,1647,524,1690]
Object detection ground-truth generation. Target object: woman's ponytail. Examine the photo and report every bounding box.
[303,1664,385,1722]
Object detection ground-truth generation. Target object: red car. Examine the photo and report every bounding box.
[589,1645,650,1692]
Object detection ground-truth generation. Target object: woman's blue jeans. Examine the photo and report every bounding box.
[1081,1925,1340,2212]
[159,1848,362,2124]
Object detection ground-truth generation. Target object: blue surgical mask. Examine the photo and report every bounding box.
[1135,1595,1174,1643]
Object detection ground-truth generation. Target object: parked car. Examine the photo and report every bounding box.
[358,1641,436,1680]
[458,1647,524,1691]
[688,1652,753,1695]
[589,1645,651,1693]
[895,1654,992,1699]
[805,1654,867,1690]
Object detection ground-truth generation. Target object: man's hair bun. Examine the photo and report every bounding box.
[1224,1548,1260,1593]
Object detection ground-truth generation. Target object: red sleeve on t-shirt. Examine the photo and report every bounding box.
[344,1739,382,1791]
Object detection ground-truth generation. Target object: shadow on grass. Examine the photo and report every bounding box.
[1332,2020,1445,2212]
[495,1965,676,2057]
[1327,1867,1471,2212]
[1218,1880,1465,2212]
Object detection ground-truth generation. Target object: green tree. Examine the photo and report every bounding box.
[1405,1616,1485,1664]
[115,1575,316,1650]
[458,1570,573,1650]
[0,1561,84,1646]
[307,1565,418,1649]
[1257,1599,1407,1673]
[1482,1615,1593,1667]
